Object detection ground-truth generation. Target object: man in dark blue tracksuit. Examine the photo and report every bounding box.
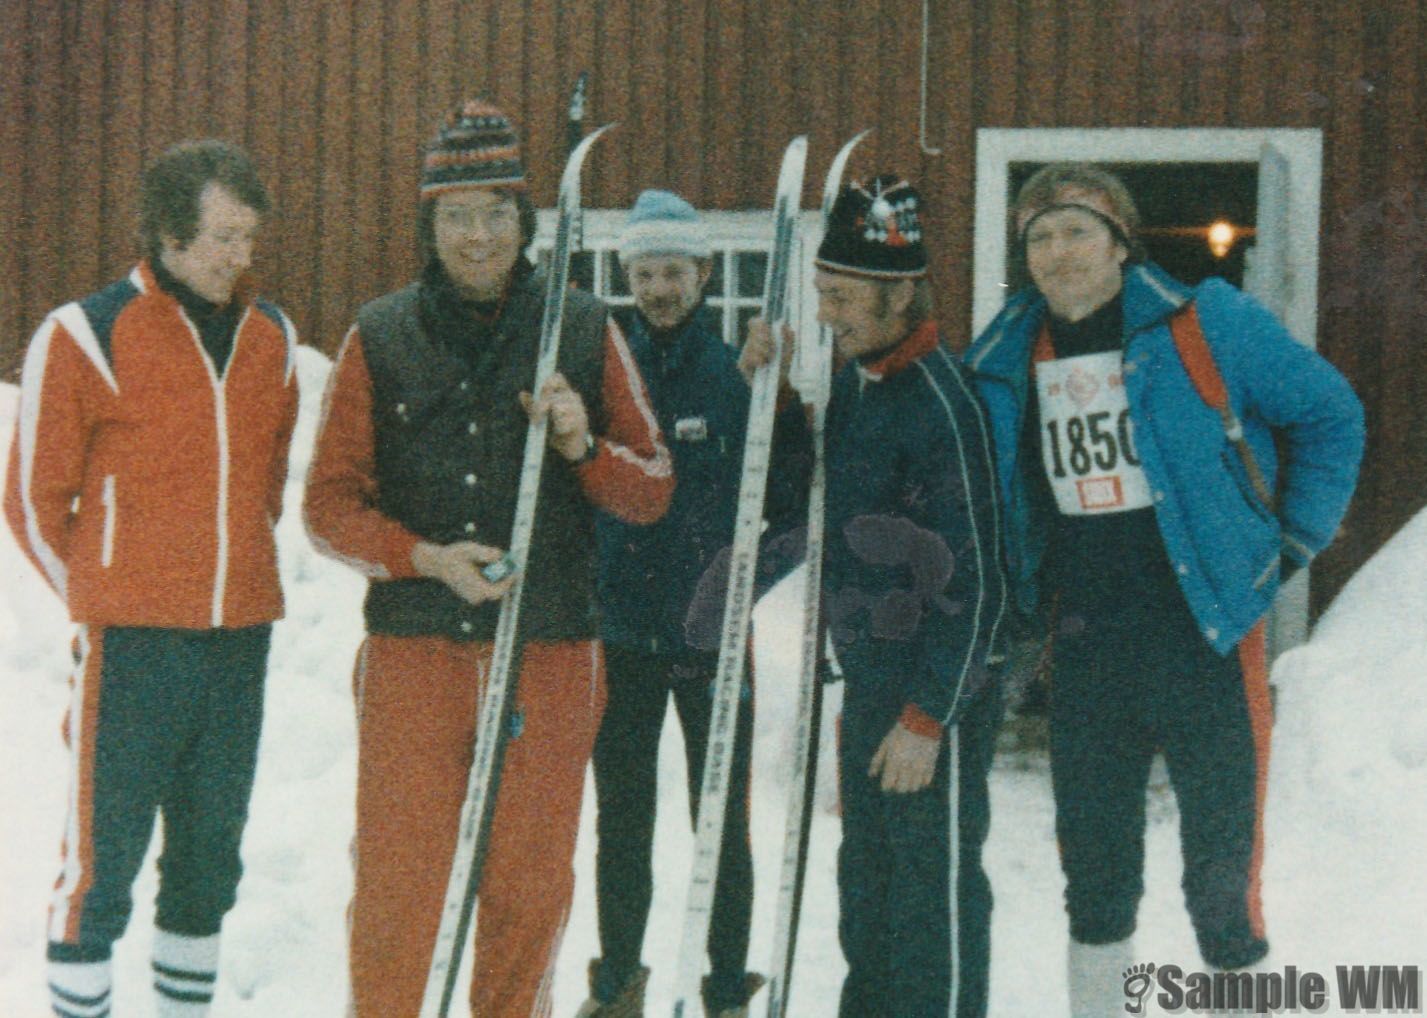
[581,190,802,1018]
[754,175,1006,1017]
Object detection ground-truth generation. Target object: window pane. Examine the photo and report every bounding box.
[605,251,630,297]
[707,253,725,295]
[735,306,761,346]
[736,251,767,298]
[570,251,595,292]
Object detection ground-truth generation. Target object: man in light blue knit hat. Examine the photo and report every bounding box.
[578,190,801,1017]
[616,189,714,329]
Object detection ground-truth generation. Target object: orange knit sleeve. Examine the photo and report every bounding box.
[302,328,423,579]
[574,317,674,525]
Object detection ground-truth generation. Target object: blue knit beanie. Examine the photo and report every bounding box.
[619,189,712,266]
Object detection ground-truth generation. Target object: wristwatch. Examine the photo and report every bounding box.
[578,433,598,464]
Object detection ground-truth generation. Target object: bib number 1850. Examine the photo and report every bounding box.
[1045,409,1140,478]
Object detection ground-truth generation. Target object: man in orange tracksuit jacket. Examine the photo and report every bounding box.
[304,100,673,1018]
[4,140,298,1018]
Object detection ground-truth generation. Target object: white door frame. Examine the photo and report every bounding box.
[972,127,1325,660]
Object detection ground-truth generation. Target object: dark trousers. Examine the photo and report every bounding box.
[837,680,1001,1018]
[47,625,270,961]
[591,643,754,1003]
[1050,605,1271,970]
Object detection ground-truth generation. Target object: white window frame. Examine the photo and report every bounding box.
[534,209,821,349]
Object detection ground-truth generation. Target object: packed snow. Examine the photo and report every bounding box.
[2,347,1423,1016]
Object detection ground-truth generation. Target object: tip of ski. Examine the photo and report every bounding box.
[821,129,872,217]
[559,122,617,193]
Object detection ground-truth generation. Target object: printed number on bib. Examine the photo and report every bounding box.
[1036,351,1153,515]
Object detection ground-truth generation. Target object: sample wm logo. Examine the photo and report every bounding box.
[1122,962,1422,1014]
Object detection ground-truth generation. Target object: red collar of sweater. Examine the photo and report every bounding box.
[856,319,941,382]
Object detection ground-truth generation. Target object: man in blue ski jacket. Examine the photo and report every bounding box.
[750,174,1007,1018]
[962,163,1364,1015]
[579,190,799,1018]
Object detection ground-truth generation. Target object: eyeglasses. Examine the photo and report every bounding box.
[434,204,519,233]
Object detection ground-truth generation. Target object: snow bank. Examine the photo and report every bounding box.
[3,352,1425,1017]
[1264,507,1427,967]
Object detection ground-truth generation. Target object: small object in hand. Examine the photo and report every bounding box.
[481,554,517,583]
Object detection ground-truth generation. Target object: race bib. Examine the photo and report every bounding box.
[1035,351,1152,515]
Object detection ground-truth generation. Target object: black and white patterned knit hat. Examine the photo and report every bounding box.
[815,174,927,280]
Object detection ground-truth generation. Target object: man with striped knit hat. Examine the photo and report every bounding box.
[305,99,673,1017]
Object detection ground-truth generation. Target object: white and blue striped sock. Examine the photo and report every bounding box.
[151,929,219,1017]
[47,958,111,1018]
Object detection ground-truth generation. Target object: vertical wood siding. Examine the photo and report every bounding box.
[2,0,1423,610]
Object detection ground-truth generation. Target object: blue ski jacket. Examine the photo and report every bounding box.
[595,304,803,653]
[963,262,1364,654]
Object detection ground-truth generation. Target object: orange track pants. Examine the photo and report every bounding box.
[347,634,606,1017]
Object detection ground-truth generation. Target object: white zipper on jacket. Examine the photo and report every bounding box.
[178,307,248,627]
[100,475,116,567]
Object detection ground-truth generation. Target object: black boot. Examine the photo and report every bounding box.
[574,958,650,1018]
[702,971,766,1018]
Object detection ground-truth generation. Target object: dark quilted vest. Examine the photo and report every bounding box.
[357,270,608,641]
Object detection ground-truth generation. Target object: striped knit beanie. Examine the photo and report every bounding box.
[420,99,526,198]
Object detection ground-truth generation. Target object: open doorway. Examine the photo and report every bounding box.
[974,127,1324,660]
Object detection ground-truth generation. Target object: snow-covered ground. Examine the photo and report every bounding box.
[2,348,1424,1016]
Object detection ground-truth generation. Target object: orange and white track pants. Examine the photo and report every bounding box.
[347,634,606,1018]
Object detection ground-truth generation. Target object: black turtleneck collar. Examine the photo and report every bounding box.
[625,303,718,383]
[152,256,228,318]
[419,257,535,371]
[152,256,242,373]
[646,321,681,348]
[1046,294,1123,359]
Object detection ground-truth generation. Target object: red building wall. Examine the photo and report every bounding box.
[2,0,1423,611]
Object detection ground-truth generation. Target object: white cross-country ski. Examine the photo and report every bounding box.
[670,134,808,1018]
[418,122,615,1018]
[763,128,870,1018]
